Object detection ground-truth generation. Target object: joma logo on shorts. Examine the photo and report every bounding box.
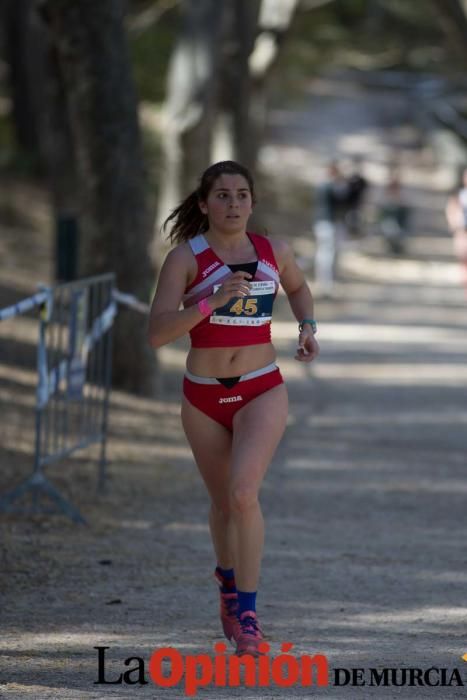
[219,395,243,404]
[202,262,220,278]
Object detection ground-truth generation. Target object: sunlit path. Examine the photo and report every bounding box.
[2,68,466,699]
[259,69,467,697]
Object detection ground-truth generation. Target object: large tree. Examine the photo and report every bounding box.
[1,0,39,154]
[431,0,467,60]
[156,0,225,233]
[157,0,299,231]
[43,0,158,394]
[0,0,80,263]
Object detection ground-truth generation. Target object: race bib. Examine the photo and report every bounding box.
[210,280,275,326]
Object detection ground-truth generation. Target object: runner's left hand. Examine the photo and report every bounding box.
[295,328,320,363]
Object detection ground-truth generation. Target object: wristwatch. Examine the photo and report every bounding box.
[299,319,317,334]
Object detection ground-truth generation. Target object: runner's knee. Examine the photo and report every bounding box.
[229,484,259,514]
[210,500,230,520]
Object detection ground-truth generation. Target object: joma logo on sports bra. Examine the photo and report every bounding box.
[218,395,243,404]
[260,259,278,274]
[202,261,221,278]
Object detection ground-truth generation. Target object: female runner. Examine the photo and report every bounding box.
[446,166,467,295]
[148,160,319,655]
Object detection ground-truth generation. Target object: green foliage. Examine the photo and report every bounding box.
[128,6,179,104]
[377,0,440,30]
[271,0,458,101]
[0,113,40,176]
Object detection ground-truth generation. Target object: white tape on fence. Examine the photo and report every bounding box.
[112,289,150,314]
[37,301,117,409]
[3,284,147,409]
[0,290,49,321]
[1,287,149,322]
[81,301,117,358]
[37,359,69,409]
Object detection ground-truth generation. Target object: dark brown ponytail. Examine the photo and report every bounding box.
[163,190,208,244]
[162,160,256,245]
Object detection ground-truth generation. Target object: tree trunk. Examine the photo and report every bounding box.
[157,0,299,237]
[156,0,224,234]
[2,0,42,156]
[246,0,300,170]
[44,0,158,395]
[29,3,80,282]
[431,0,467,61]
[214,0,261,169]
[34,5,77,216]
[213,0,299,173]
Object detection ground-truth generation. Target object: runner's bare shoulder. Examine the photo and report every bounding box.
[163,242,198,287]
[268,237,293,273]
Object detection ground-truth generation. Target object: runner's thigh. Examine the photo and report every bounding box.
[181,397,233,509]
[231,383,288,490]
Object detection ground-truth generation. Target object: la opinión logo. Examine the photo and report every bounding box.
[94,645,467,695]
[94,643,328,696]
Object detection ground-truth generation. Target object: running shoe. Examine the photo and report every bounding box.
[215,570,239,644]
[235,610,264,656]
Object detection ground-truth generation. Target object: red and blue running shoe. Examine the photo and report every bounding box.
[215,570,239,644]
[235,610,264,656]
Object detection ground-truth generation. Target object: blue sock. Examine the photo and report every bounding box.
[237,590,257,616]
[215,566,236,593]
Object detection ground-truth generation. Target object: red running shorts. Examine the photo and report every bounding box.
[183,362,284,431]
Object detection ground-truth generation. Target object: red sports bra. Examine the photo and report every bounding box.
[183,232,280,348]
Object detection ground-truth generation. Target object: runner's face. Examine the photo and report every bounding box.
[199,174,253,233]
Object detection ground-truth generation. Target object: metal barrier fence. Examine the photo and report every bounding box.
[0,273,117,523]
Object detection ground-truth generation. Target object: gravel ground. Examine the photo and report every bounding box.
[1,72,467,699]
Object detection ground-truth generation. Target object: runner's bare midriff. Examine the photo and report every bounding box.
[187,343,276,378]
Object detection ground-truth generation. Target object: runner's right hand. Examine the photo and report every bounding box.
[208,272,252,309]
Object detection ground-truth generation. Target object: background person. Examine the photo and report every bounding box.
[345,156,369,238]
[148,160,319,656]
[378,168,411,255]
[313,160,349,295]
[445,166,467,295]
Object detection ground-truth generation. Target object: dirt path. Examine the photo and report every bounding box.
[1,72,467,698]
